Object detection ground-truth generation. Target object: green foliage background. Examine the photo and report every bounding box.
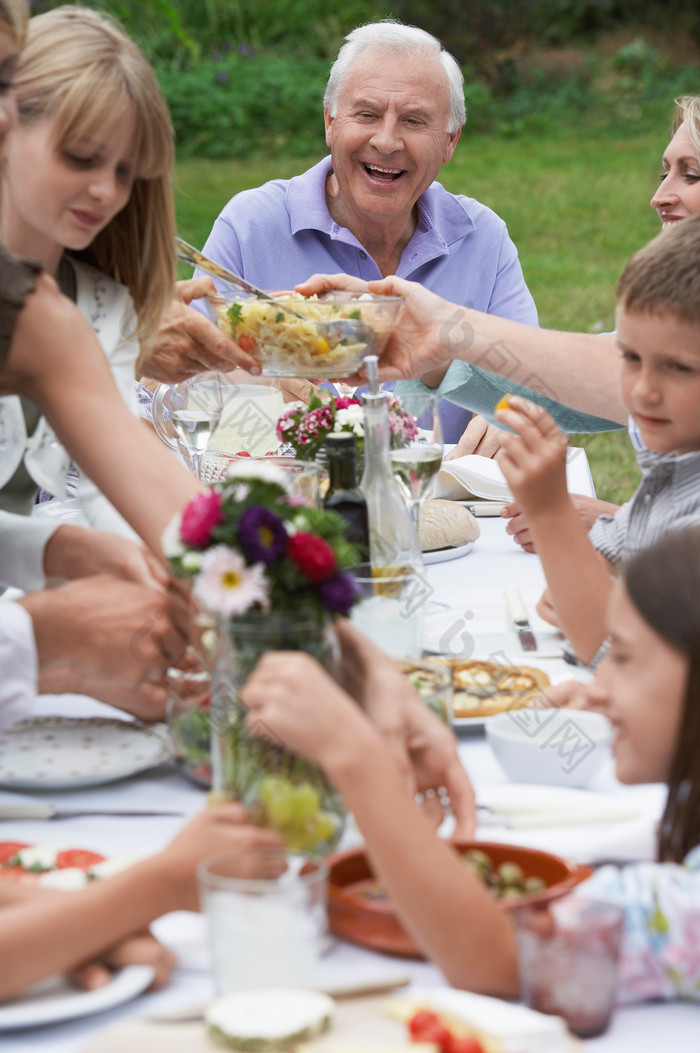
[33,0,699,159]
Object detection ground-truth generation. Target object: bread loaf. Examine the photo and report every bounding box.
[419,499,480,552]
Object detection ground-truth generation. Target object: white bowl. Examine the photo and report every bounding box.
[485,707,613,789]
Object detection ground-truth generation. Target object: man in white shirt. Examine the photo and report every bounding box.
[0,576,187,735]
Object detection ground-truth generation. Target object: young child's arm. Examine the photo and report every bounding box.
[0,804,286,1001]
[241,651,519,997]
[495,396,616,663]
[336,620,477,838]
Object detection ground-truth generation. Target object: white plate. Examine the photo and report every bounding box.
[422,541,474,565]
[0,965,155,1031]
[0,717,172,791]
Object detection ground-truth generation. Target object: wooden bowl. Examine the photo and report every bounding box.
[326,840,593,958]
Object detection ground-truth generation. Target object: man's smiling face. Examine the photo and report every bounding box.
[323,48,460,235]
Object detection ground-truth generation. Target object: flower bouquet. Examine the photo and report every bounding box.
[165,461,359,854]
[276,391,419,464]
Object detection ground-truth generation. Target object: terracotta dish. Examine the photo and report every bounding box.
[326,841,593,958]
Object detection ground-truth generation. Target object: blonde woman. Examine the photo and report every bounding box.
[0,5,179,590]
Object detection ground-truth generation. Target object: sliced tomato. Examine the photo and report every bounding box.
[55,849,106,871]
[408,1010,451,1047]
[237,335,257,353]
[445,1036,485,1053]
[0,841,29,863]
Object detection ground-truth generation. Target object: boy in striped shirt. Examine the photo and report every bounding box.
[495,214,700,664]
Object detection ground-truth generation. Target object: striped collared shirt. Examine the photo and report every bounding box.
[589,447,700,567]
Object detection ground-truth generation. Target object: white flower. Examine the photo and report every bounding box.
[193,546,269,617]
[334,406,365,437]
[181,551,204,573]
[226,461,286,485]
[162,513,185,558]
[291,511,312,533]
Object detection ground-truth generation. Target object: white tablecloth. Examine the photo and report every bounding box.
[2,498,698,1052]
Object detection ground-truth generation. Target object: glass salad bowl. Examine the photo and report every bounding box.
[204,290,402,379]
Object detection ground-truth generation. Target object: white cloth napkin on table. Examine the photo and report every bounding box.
[477,784,641,829]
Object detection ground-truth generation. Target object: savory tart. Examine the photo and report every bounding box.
[425,658,550,719]
[205,989,334,1051]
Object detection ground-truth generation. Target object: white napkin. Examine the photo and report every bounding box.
[431,448,594,502]
[400,988,569,1053]
[478,784,640,829]
[422,607,569,660]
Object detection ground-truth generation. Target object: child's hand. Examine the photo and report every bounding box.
[240,652,366,770]
[336,622,477,837]
[69,930,177,992]
[156,804,287,911]
[500,500,536,552]
[495,395,569,520]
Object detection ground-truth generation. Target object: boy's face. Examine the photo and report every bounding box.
[616,305,700,455]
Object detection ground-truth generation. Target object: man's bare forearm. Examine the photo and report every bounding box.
[424,307,625,424]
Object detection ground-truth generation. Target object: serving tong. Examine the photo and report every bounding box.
[175,237,305,317]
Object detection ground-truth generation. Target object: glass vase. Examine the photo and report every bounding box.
[211,608,346,856]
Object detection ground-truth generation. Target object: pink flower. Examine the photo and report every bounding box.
[334,397,361,410]
[179,489,224,548]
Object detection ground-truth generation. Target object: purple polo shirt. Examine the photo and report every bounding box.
[199,156,539,441]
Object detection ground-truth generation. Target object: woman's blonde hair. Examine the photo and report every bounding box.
[12,5,175,340]
[0,0,27,48]
[672,94,700,163]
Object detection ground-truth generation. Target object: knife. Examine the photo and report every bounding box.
[0,803,185,820]
[504,587,537,651]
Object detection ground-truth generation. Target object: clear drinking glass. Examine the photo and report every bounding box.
[165,651,212,789]
[349,561,428,659]
[514,895,624,1038]
[390,392,443,542]
[198,853,328,995]
[164,371,224,480]
[209,369,285,457]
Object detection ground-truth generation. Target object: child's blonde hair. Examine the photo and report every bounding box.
[0,0,26,48]
[616,211,700,325]
[12,5,176,341]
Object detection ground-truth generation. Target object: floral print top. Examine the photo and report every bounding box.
[581,845,700,1003]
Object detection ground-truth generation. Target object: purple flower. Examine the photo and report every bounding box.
[315,571,359,615]
[238,506,287,564]
[216,70,229,83]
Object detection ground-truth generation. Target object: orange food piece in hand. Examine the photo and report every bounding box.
[494,394,513,413]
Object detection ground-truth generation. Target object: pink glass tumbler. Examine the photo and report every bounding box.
[515,895,624,1038]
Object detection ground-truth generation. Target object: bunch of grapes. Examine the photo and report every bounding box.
[258,774,340,853]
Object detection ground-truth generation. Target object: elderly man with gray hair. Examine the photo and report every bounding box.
[197,20,618,446]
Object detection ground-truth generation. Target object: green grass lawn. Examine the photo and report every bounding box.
[173,123,666,504]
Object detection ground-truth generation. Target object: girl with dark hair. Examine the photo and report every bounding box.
[241,526,700,1003]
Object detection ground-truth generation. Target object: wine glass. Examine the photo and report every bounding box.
[165,371,224,480]
[390,392,443,541]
